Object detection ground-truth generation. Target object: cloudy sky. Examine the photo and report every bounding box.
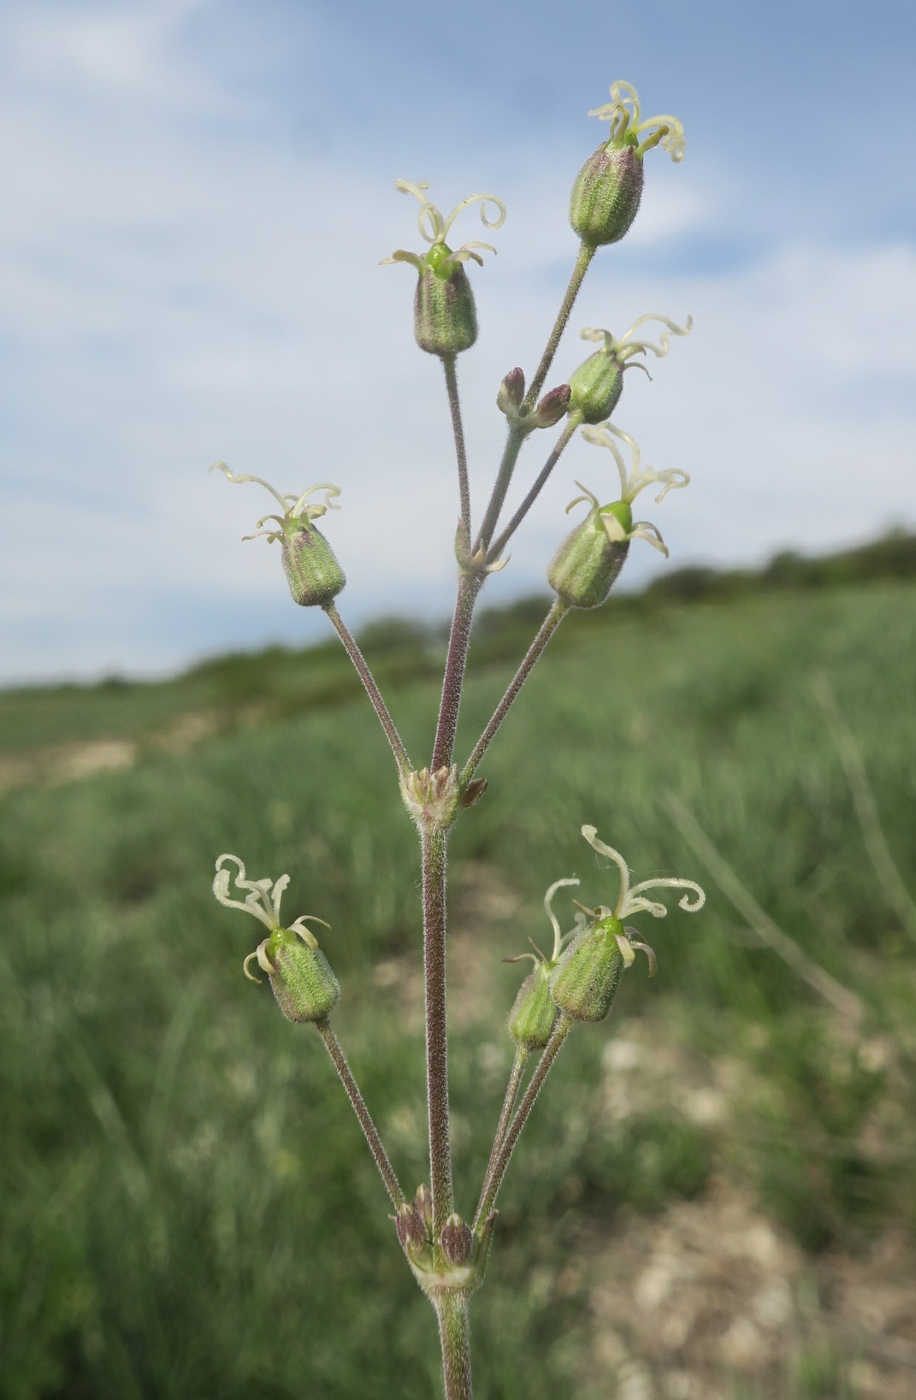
[0,0,913,684]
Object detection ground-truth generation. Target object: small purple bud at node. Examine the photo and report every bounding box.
[531,384,572,429]
[441,1213,473,1265]
[497,367,525,415]
[460,777,488,809]
[396,1202,428,1252]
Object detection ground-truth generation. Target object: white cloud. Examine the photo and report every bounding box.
[0,3,913,684]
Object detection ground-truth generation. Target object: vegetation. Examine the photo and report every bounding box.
[2,553,916,1398]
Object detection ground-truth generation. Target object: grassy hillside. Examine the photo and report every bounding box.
[2,562,916,1397]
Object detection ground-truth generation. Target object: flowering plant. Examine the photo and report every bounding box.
[211,80,705,1400]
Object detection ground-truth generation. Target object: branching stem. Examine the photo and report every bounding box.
[462,600,570,784]
[475,1014,573,1225]
[487,416,580,564]
[314,1019,405,1209]
[473,1047,528,1230]
[323,603,411,776]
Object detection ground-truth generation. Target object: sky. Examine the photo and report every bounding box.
[0,0,914,684]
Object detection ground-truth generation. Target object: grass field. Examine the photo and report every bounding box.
[2,561,916,1398]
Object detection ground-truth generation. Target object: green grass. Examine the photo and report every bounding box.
[2,578,916,1397]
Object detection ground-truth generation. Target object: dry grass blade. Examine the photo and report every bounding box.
[812,673,916,947]
[661,790,864,1023]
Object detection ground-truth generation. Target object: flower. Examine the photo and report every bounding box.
[381,181,506,356]
[588,81,686,163]
[567,314,692,423]
[212,854,340,1022]
[210,463,345,607]
[573,421,691,557]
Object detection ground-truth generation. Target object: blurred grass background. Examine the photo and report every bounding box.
[2,535,916,1399]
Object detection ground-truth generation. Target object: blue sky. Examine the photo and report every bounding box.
[0,0,914,683]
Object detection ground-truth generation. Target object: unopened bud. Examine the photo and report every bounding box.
[550,914,627,1023]
[507,960,557,1050]
[460,777,488,810]
[497,367,525,415]
[530,384,571,429]
[395,1202,428,1252]
[414,1184,433,1231]
[282,518,346,608]
[260,925,341,1025]
[441,1213,473,1265]
[548,494,632,609]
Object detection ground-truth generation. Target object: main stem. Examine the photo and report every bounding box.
[314,1019,405,1209]
[432,572,482,772]
[323,604,411,775]
[522,242,595,411]
[442,354,471,540]
[436,1292,472,1400]
[421,825,454,1236]
[462,600,570,784]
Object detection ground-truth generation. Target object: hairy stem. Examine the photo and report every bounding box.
[436,1291,472,1400]
[462,600,570,784]
[475,1014,573,1224]
[522,242,595,411]
[432,573,482,772]
[422,826,454,1235]
[487,416,580,564]
[442,354,471,540]
[323,604,411,775]
[473,1046,528,1230]
[314,1019,405,1209]
[473,424,526,556]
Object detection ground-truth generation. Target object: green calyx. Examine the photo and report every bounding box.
[547,496,631,610]
[550,914,627,1023]
[570,142,644,248]
[281,517,347,608]
[263,926,341,1025]
[507,961,558,1050]
[414,260,478,357]
[568,344,625,424]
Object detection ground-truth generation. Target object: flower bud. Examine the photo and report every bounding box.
[460,777,488,810]
[530,384,572,429]
[497,367,525,415]
[414,250,478,357]
[548,497,632,609]
[568,341,625,425]
[441,1213,473,1265]
[550,914,627,1023]
[281,517,346,608]
[507,960,557,1050]
[396,1202,428,1252]
[261,925,341,1025]
[414,1184,433,1232]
